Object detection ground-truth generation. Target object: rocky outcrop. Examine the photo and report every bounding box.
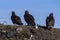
[0,24,60,40]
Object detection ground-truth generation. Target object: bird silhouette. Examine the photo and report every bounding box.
[11,11,23,25]
[46,13,55,29]
[24,10,36,26]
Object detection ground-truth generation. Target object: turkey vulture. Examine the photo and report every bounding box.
[24,10,35,26]
[46,13,55,29]
[11,11,23,25]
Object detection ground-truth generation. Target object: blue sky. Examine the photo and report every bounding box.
[0,0,60,28]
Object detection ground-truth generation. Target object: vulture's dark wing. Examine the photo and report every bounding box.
[15,16,23,25]
[46,16,50,26]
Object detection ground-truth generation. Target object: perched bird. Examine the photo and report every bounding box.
[24,10,36,26]
[11,11,23,25]
[46,13,55,29]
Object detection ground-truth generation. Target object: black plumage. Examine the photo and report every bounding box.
[46,13,55,29]
[11,11,23,25]
[24,10,36,26]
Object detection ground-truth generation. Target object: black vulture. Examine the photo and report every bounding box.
[46,13,55,29]
[24,10,36,26]
[11,11,23,25]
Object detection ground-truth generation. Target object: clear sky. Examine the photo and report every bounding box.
[0,0,60,28]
